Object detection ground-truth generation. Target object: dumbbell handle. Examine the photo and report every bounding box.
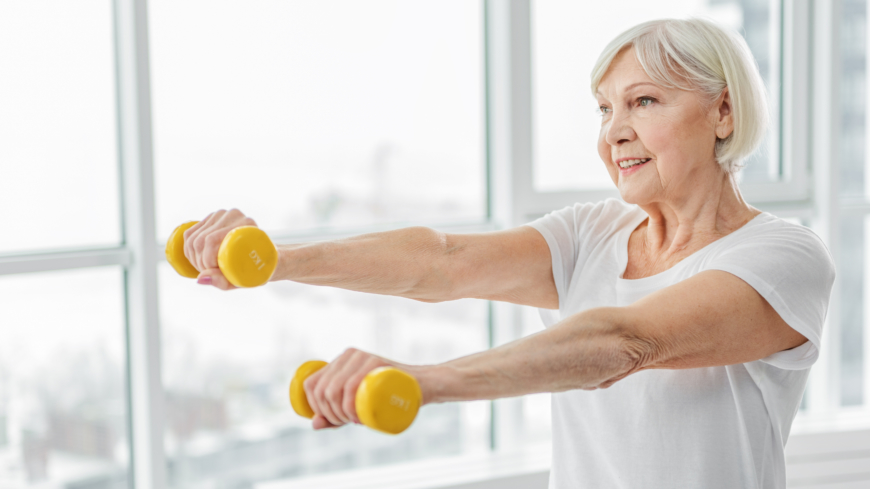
[289,360,422,435]
[165,221,278,288]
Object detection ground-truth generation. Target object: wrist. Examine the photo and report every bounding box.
[270,244,305,282]
[413,363,460,406]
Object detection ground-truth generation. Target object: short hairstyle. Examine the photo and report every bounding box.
[590,18,769,173]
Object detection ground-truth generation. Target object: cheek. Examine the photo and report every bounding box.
[648,108,715,163]
[637,118,683,164]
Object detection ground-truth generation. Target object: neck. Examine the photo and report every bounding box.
[637,171,757,255]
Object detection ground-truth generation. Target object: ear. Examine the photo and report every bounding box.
[714,87,734,140]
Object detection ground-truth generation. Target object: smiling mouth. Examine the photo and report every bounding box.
[618,158,651,169]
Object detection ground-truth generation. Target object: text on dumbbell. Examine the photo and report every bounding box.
[390,394,410,411]
[249,250,266,270]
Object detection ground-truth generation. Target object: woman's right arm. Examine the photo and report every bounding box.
[274,225,557,307]
[186,209,558,309]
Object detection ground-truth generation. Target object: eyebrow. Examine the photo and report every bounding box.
[596,81,660,98]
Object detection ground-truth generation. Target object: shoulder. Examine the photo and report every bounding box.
[527,198,645,248]
[536,198,643,229]
[725,214,831,257]
[708,213,835,284]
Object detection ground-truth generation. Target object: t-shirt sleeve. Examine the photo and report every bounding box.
[524,204,586,309]
[524,199,631,312]
[704,223,836,370]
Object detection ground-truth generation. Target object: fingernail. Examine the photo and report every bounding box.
[197,276,212,285]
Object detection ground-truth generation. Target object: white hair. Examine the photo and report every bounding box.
[590,18,769,173]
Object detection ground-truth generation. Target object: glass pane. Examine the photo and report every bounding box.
[150,0,485,241]
[532,0,779,192]
[840,0,867,200]
[839,0,867,408]
[840,215,865,406]
[0,267,129,487]
[0,1,120,254]
[159,263,490,486]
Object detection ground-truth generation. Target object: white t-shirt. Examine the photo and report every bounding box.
[526,198,836,489]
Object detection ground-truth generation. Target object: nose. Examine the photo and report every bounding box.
[604,109,635,147]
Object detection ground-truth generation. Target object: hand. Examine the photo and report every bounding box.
[182,208,259,291]
[303,348,426,430]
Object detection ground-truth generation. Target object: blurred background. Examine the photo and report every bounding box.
[0,0,867,488]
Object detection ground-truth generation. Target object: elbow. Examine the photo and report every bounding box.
[574,308,659,389]
[404,227,462,303]
[598,332,657,388]
[594,338,650,389]
[600,325,660,388]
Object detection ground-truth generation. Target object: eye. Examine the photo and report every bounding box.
[598,105,611,115]
[638,97,655,107]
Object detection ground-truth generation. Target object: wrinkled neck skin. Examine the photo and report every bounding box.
[634,167,759,258]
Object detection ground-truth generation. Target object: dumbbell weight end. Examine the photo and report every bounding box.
[289,360,328,419]
[166,221,201,278]
[356,366,422,435]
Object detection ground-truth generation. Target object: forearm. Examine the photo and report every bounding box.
[270,226,456,302]
[420,308,652,404]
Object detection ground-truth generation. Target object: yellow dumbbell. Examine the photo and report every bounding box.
[165,221,278,288]
[289,360,423,435]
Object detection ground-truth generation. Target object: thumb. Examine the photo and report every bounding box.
[312,414,341,430]
[197,268,237,291]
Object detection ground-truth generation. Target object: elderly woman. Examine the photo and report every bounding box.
[184,19,835,488]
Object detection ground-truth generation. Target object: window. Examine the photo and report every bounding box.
[149,0,485,237]
[0,269,129,487]
[147,1,490,485]
[0,1,120,255]
[837,0,867,408]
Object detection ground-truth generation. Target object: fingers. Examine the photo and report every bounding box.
[183,210,223,269]
[183,209,257,274]
[196,268,237,291]
[312,414,339,430]
[199,225,241,272]
[303,348,386,429]
[307,350,355,426]
[303,368,341,427]
[341,357,382,424]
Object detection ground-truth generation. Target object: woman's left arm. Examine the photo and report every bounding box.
[422,269,806,403]
[305,270,805,427]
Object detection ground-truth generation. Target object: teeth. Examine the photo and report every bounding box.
[619,158,650,168]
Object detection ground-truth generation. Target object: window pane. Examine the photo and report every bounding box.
[0,1,120,254]
[840,214,865,406]
[150,0,485,241]
[0,268,129,487]
[838,0,867,408]
[158,263,490,486]
[532,0,779,192]
[840,0,867,200]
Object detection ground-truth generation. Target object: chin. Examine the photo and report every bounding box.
[617,185,654,206]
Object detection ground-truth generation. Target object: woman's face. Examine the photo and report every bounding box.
[596,47,730,206]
